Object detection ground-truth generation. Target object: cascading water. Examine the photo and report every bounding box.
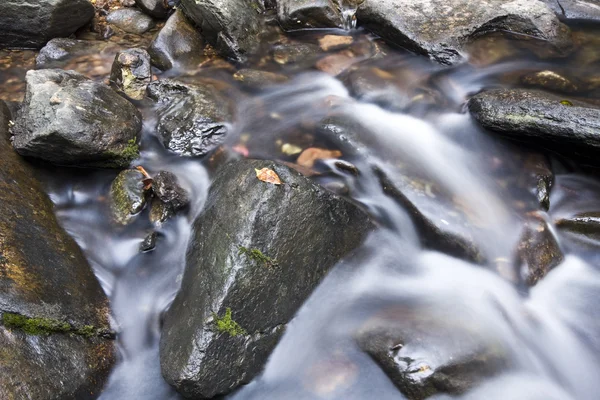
[5,17,598,400]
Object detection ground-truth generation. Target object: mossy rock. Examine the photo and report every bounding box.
[109,168,147,226]
[0,101,115,399]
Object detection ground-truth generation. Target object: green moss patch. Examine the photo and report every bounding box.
[238,246,278,268]
[212,308,246,337]
[120,139,140,163]
[2,312,108,338]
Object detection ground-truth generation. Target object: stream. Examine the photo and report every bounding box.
[2,10,600,400]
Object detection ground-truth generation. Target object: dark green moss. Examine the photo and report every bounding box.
[212,308,246,337]
[2,313,71,336]
[2,312,112,338]
[238,246,278,267]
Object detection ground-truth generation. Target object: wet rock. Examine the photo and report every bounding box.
[356,0,570,65]
[179,0,263,62]
[468,89,600,161]
[147,10,205,71]
[106,8,156,34]
[316,50,357,76]
[12,69,142,168]
[0,0,94,49]
[109,169,147,226]
[524,153,554,211]
[136,0,173,19]
[0,102,115,399]
[147,79,233,157]
[521,70,579,94]
[556,212,600,243]
[233,68,289,88]
[122,0,137,6]
[277,0,345,29]
[140,231,158,252]
[150,197,175,227]
[110,48,152,100]
[160,159,372,399]
[153,171,190,211]
[542,0,600,21]
[356,305,510,400]
[516,214,563,286]
[319,34,354,51]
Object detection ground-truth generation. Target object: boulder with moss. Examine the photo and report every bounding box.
[11,69,142,168]
[0,101,115,399]
[160,159,372,399]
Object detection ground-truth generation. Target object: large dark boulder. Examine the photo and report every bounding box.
[178,0,263,62]
[12,69,142,168]
[543,0,600,21]
[160,159,372,399]
[0,0,94,49]
[356,0,570,65]
[277,0,345,30]
[147,79,233,157]
[468,88,600,161]
[0,102,115,399]
[147,10,205,71]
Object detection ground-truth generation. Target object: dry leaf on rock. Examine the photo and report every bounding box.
[297,148,343,168]
[255,168,282,185]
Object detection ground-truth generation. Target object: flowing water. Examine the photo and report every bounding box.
[2,17,600,400]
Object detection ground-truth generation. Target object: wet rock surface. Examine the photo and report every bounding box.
[12,69,142,168]
[543,0,600,21]
[277,0,345,29]
[0,0,94,49]
[356,0,570,65]
[0,102,115,399]
[153,171,190,211]
[148,10,205,71]
[147,79,233,157]
[233,68,289,88]
[179,0,263,62]
[110,48,152,100]
[135,0,173,19]
[516,214,563,286]
[468,88,600,161]
[356,305,511,400]
[106,8,156,34]
[109,169,147,226]
[160,159,372,399]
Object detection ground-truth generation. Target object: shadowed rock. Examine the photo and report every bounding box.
[160,159,372,399]
[0,101,115,399]
[356,0,571,65]
[179,0,263,62]
[0,0,94,49]
[110,48,152,100]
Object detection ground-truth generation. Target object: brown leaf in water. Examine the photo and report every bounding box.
[255,168,282,185]
[297,148,343,168]
[135,166,153,190]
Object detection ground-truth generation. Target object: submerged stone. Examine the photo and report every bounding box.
[356,0,571,65]
[160,159,372,398]
[147,79,233,157]
[0,101,115,399]
[12,69,142,168]
[0,0,94,49]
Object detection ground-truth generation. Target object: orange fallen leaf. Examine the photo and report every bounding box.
[297,148,343,168]
[135,166,153,190]
[232,144,249,157]
[255,168,282,185]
